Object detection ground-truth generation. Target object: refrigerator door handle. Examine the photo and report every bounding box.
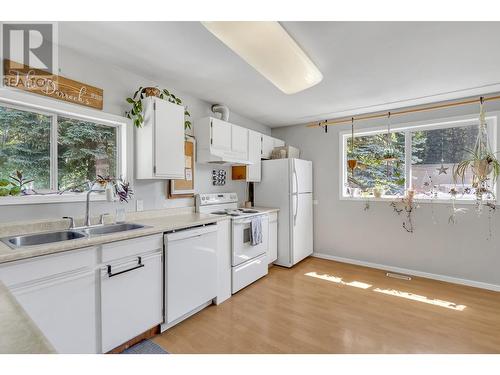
[293,193,298,226]
[293,161,299,226]
[293,161,299,194]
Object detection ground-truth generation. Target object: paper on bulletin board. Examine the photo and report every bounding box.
[169,136,195,198]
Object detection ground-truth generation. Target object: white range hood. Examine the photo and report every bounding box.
[195,117,253,166]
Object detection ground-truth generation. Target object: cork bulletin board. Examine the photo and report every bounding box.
[168,136,195,198]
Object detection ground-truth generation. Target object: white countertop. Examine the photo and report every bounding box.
[0,206,279,265]
[0,212,227,264]
[0,281,55,354]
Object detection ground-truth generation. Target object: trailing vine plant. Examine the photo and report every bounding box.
[126,86,192,129]
[390,189,417,233]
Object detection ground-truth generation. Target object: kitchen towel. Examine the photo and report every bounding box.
[250,216,263,246]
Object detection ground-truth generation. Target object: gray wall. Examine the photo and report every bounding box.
[0,45,270,223]
[272,102,500,287]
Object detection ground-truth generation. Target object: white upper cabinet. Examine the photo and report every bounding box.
[261,134,274,159]
[273,138,285,148]
[261,134,285,159]
[210,118,232,152]
[231,125,249,160]
[136,97,185,179]
[246,130,262,182]
[196,117,250,164]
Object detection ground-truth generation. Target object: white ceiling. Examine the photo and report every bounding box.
[59,22,500,127]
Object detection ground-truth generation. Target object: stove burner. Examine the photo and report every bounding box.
[210,209,243,216]
[238,209,259,213]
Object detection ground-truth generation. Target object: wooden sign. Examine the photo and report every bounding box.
[3,59,103,110]
[169,136,196,198]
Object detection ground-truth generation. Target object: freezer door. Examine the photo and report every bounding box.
[291,192,313,265]
[291,159,313,194]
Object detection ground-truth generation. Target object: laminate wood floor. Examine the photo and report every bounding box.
[153,257,500,353]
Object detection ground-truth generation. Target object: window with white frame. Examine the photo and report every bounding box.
[0,102,123,197]
[341,115,497,200]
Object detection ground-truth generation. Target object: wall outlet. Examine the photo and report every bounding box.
[136,199,144,212]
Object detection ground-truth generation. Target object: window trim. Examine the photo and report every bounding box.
[0,88,129,205]
[339,113,498,203]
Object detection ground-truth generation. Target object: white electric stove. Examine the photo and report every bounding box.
[196,193,269,293]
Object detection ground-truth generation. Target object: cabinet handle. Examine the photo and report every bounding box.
[107,256,144,278]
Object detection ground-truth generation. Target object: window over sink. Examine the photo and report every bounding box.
[0,97,126,204]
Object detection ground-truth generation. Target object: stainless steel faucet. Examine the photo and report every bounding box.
[85,188,105,227]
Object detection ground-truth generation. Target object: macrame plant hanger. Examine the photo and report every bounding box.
[347,117,357,176]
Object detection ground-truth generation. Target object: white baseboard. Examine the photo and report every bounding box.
[312,252,500,292]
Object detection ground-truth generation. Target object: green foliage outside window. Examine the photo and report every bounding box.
[347,132,406,195]
[346,124,480,196]
[0,106,51,190]
[58,117,116,191]
[0,105,117,193]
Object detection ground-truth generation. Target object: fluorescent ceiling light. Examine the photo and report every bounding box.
[202,21,323,95]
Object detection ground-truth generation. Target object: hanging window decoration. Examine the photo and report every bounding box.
[436,133,449,175]
[453,97,500,213]
[347,117,358,174]
[382,112,398,163]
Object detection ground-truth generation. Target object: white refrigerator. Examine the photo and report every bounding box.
[254,158,313,267]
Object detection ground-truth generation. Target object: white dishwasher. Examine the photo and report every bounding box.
[161,223,218,332]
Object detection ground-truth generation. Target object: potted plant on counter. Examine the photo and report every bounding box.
[372,184,386,198]
[125,86,191,129]
[0,170,33,196]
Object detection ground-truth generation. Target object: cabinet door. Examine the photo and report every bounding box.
[101,251,163,353]
[12,269,97,353]
[273,138,285,148]
[215,220,231,305]
[261,135,274,159]
[231,124,248,159]
[246,130,261,182]
[211,118,232,152]
[268,215,278,264]
[154,98,185,179]
[0,248,98,353]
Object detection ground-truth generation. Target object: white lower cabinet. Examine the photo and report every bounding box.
[14,269,97,353]
[0,247,98,353]
[101,250,163,352]
[215,219,232,305]
[0,234,165,354]
[268,212,278,264]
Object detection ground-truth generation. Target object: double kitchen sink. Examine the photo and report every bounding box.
[1,223,148,249]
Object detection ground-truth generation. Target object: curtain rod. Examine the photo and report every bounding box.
[306,94,500,129]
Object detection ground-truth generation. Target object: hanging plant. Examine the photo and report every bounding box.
[125,86,192,129]
[347,117,358,172]
[381,112,399,162]
[453,98,500,209]
[390,188,417,233]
